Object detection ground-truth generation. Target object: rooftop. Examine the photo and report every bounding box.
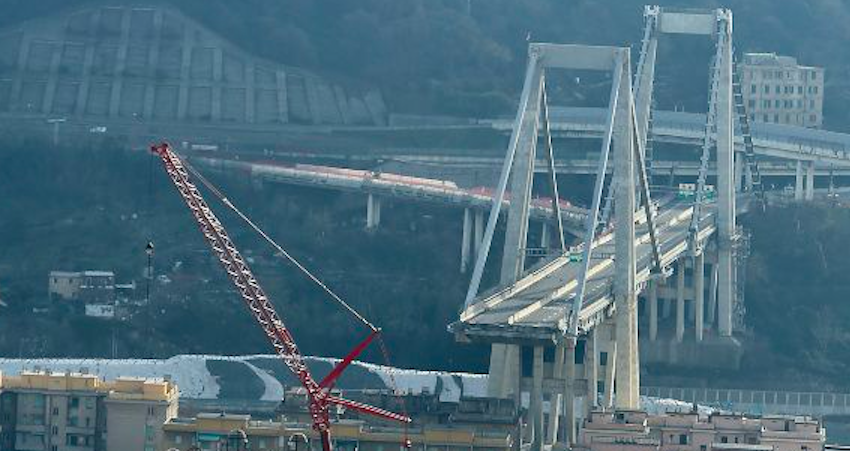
[0,370,177,402]
[742,52,799,67]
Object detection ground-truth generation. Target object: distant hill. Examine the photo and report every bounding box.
[3,0,849,128]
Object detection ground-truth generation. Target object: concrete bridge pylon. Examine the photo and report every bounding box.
[460,42,657,449]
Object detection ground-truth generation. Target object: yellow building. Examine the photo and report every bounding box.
[160,413,512,451]
[0,370,178,451]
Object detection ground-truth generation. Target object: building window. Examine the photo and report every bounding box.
[748,99,755,108]
[763,114,769,122]
[701,446,707,451]
[774,114,780,122]
[679,434,688,445]
[762,100,770,108]
[52,426,58,436]
[764,85,770,94]
[721,436,728,443]
[776,70,782,78]
[52,407,59,416]
[145,425,154,441]
[798,86,803,94]
[599,352,608,366]
[750,84,756,94]
[175,435,182,444]
[85,398,94,410]
[810,100,815,108]
[811,71,817,80]
[775,100,781,108]
[775,85,781,94]
[813,86,819,94]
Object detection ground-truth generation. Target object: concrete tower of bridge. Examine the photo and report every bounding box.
[451,7,745,451]
[454,42,652,450]
[633,7,739,350]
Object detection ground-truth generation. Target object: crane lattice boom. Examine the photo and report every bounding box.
[150,143,410,451]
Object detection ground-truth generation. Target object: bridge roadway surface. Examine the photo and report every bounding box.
[452,197,722,343]
[195,156,590,235]
[497,107,850,166]
[263,108,850,170]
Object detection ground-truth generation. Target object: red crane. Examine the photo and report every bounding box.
[150,143,410,451]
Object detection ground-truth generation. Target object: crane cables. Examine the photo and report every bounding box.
[180,156,377,332]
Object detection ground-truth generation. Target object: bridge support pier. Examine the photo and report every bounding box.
[708,261,718,327]
[474,210,484,258]
[547,344,565,447]
[530,346,544,451]
[487,344,520,399]
[676,259,685,343]
[366,194,382,230]
[585,328,598,414]
[602,323,617,409]
[563,345,577,447]
[695,252,705,342]
[648,280,658,341]
[540,221,551,250]
[795,161,805,201]
[461,208,472,273]
[806,161,815,201]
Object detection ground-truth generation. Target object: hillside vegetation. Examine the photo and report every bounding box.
[0,141,489,371]
[3,0,850,128]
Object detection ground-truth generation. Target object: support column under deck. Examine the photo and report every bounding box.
[585,329,598,414]
[530,346,544,451]
[708,261,719,327]
[676,259,686,343]
[648,280,658,341]
[474,210,484,258]
[366,194,381,230]
[602,324,617,409]
[540,222,551,250]
[806,161,815,201]
[547,344,565,447]
[461,208,472,273]
[695,253,705,342]
[795,160,805,201]
[563,346,577,448]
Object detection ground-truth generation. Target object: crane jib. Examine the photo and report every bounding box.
[149,143,411,451]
